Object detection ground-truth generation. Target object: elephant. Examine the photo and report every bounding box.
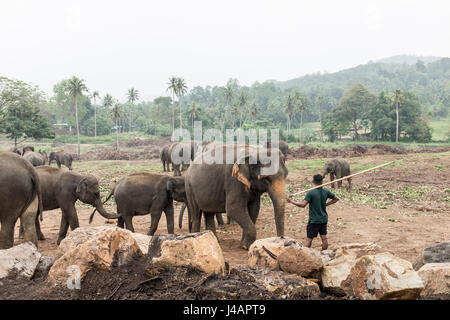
[323,159,351,189]
[168,141,199,176]
[160,145,172,172]
[178,203,225,231]
[10,147,21,155]
[21,146,35,155]
[38,150,48,165]
[90,173,187,236]
[185,144,288,249]
[18,166,120,245]
[49,150,73,170]
[0,152,43,249]
[23,150,46,167]
[266,140,289,158]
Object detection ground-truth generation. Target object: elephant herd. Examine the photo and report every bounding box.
[0,140,351,251]
[11,146,73,170]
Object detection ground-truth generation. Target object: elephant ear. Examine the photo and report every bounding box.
[76,177,88,198]
[232,162,251,192]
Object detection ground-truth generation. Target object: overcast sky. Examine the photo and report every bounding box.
[1,0,449,102]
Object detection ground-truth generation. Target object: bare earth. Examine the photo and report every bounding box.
[12,152,450,266]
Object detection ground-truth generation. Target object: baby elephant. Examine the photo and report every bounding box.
[90,173,186,235]
[323,159,352,189]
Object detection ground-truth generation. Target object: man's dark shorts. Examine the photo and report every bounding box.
[307,222,327,238]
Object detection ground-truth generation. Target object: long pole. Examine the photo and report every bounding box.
[288,161,394,197]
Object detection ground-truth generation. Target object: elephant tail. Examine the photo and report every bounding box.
[178,203,187,229]
[89,184,116,224]
[29,166,44,222]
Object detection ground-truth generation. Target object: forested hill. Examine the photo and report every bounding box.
[275,56,450,116]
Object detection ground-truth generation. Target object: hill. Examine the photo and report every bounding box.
[374,55,442,65]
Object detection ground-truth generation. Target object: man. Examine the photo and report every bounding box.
[286,174,339,250]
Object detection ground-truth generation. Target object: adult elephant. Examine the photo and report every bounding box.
[21,146,35,155]
[38,150,48,165]
[90,173,186,235]
[49,150,73,170]
[168,141,199,176]
[23,150,46,167]
[20,166,120,244]
[0,152,43,249]
[185,144,288,249]
[160,145,172,172]
[323,159,351,189]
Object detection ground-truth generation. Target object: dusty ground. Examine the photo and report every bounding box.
[12,151,450,266]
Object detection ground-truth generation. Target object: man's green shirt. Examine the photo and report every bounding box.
[304,188,335,224]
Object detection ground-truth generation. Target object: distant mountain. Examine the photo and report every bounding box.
[374,55,442,65]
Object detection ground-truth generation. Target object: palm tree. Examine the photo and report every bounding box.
[186,102,202,129]
[295,91,308,143]
[224,83,235,127]
[67,76,88,157]
[315,95,324,141]
[126,88,139,132]
[176,78,188,129]
[392,90,403,143]
[111,102,122,150]
[166,77,178,138]
[91,91,100,139]
[284,93,295,138]
[237,90,249,127]
[248,101,259,121]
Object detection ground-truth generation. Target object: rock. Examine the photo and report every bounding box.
[413,242,450,270]
[33,256,55,278]
[0,242,41,280]
[344,252,423,300]
[320,250,336,265]
[48,228,142,286]
[146,231,226,275]
[418,263,450,297]
[248,237,301,270]
[230,266,320,299]
[321,253,358,296]
[277,244,323,278]
[334,242,387,259]
[57,226,152,257]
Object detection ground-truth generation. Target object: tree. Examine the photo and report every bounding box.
[186,102,202,129]
[111,102,122,150]
[176,78,188,129]
[167,77,178,138]
[91,91,100,139]
[66,76,88,157]
[284,93,295,137]
[294,91,308,143]
[315,95,325,141]
[237,89,249,127]
[126,87,139,132]
[0,77,55,146]
[392,89,403,143]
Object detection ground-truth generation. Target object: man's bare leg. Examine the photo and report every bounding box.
[305,237,313,248]
[320,234,328,250]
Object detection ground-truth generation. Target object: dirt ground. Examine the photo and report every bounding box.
[12,151,450,267]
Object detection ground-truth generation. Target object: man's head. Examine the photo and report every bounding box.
[313,174,323,186]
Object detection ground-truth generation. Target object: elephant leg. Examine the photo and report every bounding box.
[21,197,39,247]
[330,173,335,188]
[336,167,343,188]
[19,218,24,239]
[0,217,17,249]
[57,212,70,245]
[347,178,352,190]
[122,215,135,233]
[216,213,225,228]
[35,214,45,240]
[117,216,125,228]
[248,199,261,225]
[204,213,217,236]
[226,204,256,250]
[64,205,80,231]
[148,210,163,236]
[163,204,175,234]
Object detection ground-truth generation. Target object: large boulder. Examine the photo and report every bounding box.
[57,226,152,257]
[343,252,424,300]
[0,242,41,280]
[277,245,323,278]
[33,255,55,278]
[248,237,302,270]
[413,242,450,270]
[418,263,450,297]
[146,231,226,275]
[48,228,143,286]
[230,266,320,299]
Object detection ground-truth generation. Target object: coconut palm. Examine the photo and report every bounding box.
[111,102,122,150]
[224,83,235,126]
[92,91,100,139]
[126,87,139,132]
[186,102,202,129]
[166,77,178,138]
[295,91,308,143]
[176,78,188,129]
[284,93,295,138]
[237,89,249,127]
[66,76,88,157]
[392,89,403,143]
[315,95,324,141]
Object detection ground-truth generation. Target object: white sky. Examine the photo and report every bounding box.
[1,0,449,102]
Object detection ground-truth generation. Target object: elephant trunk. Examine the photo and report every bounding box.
[94,199,120,220]
[267,177,286,237]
